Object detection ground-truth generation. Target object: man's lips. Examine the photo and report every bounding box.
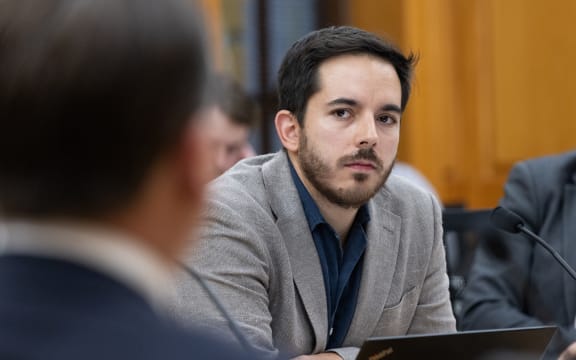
[344,161,377,171]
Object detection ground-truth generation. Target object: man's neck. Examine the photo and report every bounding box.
[289,159,358,243]
[312,194,358,244]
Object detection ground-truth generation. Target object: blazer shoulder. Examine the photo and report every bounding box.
[207,154,274,202]
[512,150,576,187]
[382,174,439,212]
[369,174,441,239]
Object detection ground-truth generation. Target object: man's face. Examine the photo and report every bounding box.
[201,107,254,179]
[295,54,402,209]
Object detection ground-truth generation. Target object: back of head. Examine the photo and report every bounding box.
[0,0,207,219]
[277,26,416,124]
[204,72,260,129]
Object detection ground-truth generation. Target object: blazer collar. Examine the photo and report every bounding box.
[344,189,401,344]
[262,151,329,351]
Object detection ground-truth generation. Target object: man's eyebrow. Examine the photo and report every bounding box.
[327,98,402,114]
[326,98,358,107]
[328,98,402,114]
[381,104,402,114]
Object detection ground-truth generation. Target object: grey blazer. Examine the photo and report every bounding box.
[459,150,576,359]
[174,151,456,360]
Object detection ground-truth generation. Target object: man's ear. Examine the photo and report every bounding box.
[274,110,300,152]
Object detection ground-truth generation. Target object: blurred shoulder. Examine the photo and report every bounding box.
[162,325,259,360]
[510,149,576,185]
[516,149,576,173]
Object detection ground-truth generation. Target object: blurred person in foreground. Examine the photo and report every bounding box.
[174,26,456,360]
[0,1,258,359]
[459,150,576,360]
[198,72,260,179]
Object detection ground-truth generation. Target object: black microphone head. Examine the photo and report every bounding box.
[490,206,524,234]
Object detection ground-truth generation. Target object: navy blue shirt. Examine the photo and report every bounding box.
[289,160,369,349]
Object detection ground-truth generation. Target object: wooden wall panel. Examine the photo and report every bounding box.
[402,0,467,205]
[490,0,576,165]
[349,0,576,208]
[199,0,224,69]
[349,1,404,49]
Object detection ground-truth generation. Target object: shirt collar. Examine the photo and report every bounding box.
[0,220,176,315]
[289,158,326,230]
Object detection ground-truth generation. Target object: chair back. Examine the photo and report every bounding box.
[442,208,500,317]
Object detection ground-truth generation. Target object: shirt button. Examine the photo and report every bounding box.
[329,327,334,336]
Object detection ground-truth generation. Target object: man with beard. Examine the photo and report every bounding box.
[174,26,456,360]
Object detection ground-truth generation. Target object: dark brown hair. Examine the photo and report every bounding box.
[277,26,417,125]
[204,73,260,129]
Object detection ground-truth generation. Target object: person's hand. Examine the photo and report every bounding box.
[558,342,576,360]
[291,352,342,360]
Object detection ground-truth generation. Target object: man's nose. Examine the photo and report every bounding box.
[355,115,378,149]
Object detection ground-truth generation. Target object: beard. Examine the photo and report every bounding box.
[298,132,393,209]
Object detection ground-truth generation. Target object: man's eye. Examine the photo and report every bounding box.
[377,114,398,124]
[333,109,351,119]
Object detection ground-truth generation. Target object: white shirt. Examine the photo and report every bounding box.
[0,220,177,315]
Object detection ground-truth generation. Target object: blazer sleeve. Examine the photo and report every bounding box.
[172,192,281,359]
[458,161,544,330]
[408,193,457,334]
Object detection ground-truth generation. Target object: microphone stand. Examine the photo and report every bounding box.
[517,225,576,281]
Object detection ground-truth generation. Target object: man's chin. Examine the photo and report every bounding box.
[329,185,381,209]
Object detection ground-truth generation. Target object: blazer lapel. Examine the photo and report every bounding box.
[345,191,401,344]
[262,152,328,350]
[562,182,576,321]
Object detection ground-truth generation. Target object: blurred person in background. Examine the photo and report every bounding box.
[198,72,260,179]
[0,1,260,359]
[459,150,576,360]
[391,161,441,204]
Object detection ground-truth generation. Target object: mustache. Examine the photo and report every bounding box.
[338,148,383,170]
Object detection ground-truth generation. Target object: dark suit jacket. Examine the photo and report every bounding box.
[0,254,255,360]
[459,150,576,359]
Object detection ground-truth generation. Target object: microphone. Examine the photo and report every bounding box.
[179,263,256,354]
[491,206,576,281]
